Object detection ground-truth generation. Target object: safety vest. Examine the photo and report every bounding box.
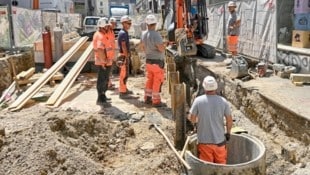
[93,31,114,66]
[108,30,116,59]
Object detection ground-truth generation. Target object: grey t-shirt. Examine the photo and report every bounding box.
[228,11,240,36]
[189,94,231,144]
[140,30,164,60]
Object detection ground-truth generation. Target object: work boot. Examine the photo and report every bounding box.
[101,102,112,108]
[126,89,133,95]
[97,95,111,105]
[96,99,104,106]
[108,85,116,90]
[98,107,105,114]
[119,93,131,99]
[145,97,152,104]
[97,102,112,109]
[152,102,166,108]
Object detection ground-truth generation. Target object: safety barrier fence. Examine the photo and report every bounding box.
[205,0,277,63]
[0,5,81,48]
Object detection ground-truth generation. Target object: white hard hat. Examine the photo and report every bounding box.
[97,18,108,28]
[145,14,157,25]
[109,17,116,23]
[202,76,218,91]
[120,15,131,23]
[228,1,237,7]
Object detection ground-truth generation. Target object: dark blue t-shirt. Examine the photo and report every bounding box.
[117,29,130,54]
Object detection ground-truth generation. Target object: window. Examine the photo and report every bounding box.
[100,10,103,14]
[85,18,99,25]
[100,1,103,6]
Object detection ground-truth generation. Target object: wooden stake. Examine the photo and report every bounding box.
[168,71,179,94]
[173,83,186,150]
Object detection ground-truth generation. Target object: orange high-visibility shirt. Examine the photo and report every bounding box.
[93,31,114,66]
[108,30,116,59]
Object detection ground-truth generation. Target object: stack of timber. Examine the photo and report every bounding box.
[8,37,88,111]
[17,71,64,86]
[45,44,93,107]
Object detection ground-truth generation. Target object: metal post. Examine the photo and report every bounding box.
[7,2,14,48]
[54,24,63,62]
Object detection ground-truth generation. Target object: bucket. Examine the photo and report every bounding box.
[230,56,248,78]
[185,134,266,175]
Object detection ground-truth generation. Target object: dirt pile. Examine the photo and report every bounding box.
[0,70,309,175]
[0,107,182,175]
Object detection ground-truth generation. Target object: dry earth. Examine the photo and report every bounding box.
[0,69,309,175]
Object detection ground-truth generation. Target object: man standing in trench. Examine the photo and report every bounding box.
[140,14,165,107]
[188,76,233,164]
[227,1,241,56]
[93,18,114,113]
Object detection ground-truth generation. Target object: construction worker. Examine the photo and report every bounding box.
[109,17,117,31]
[93,18,114,112]
[117,15,133,98]
[140,14,165,107]
[227,1,241,56]
[188,76,233,164]
[107,17,117,90]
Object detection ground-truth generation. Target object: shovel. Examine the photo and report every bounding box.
[149,123,191,170]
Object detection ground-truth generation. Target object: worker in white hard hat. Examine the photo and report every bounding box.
[188,75,233,164]
[227,1,240,56]
[92,18,114,112]
[117,15,133,99]
[109,17,117,29]
[107,17,117,90]
[140,14,166,107]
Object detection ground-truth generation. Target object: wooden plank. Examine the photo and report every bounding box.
[16,67,35,80]
[53,46,93,107]
[168,71,179,94]
[46,44,93,107]
[293,82,304,86]
[17,73,63,85]
[9,59,20,92]
[8,37,88,111]
[173,83,186,150]
[290,73,310,83]
[0,82,16,104]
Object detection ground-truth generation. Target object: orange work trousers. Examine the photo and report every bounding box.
[197,143,227,164]
[119,61,129,93]
[227,35,238,55]
[144,63,164,105]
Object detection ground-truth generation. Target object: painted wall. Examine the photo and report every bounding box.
[206,0,277,64]
[276,0,310,73]
[277,49,310,73]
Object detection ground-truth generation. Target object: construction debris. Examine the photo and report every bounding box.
[273,64,297,79]
[290,73,310,86]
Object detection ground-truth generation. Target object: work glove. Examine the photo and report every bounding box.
[117,55,126,67]
[159,60,165,69]
[225,133,231,141]
[117,61,124,67]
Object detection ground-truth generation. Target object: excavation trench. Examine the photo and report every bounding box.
[195,63,309,145]
[179,62,310,174]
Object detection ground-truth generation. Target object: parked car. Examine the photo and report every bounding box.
[82,16,100,34]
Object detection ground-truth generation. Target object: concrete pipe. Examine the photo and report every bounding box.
[185,133,266,175]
